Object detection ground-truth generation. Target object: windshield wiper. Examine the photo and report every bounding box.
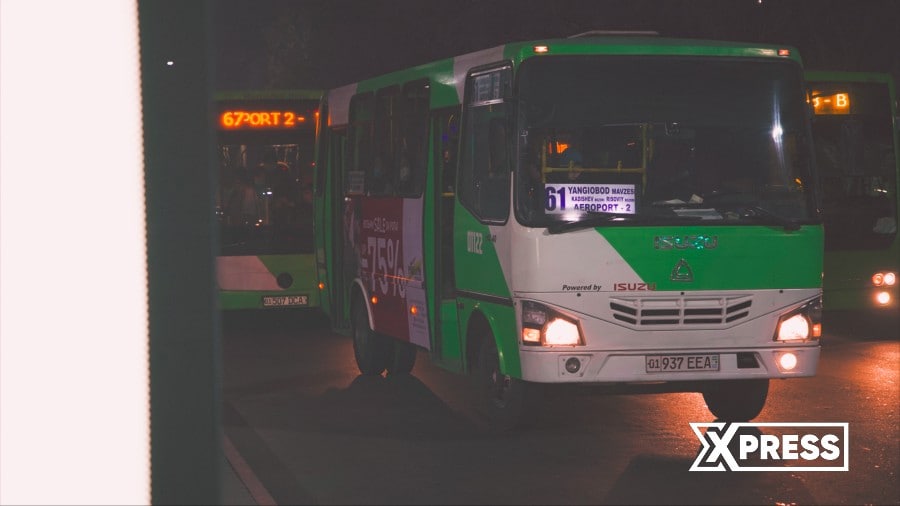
[546,213,702,234]
[740,206,801,231]
[547,214,627,234]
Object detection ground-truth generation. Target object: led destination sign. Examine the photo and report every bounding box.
[219,110,307,130]
[811,92,850,115]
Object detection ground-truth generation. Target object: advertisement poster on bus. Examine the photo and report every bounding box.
[351,197,430,349]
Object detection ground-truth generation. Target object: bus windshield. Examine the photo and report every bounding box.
[810,81,897,251]
[218,134,315,255]
[514,56,817,230]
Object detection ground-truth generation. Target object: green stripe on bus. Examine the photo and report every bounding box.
[598,225,823,291]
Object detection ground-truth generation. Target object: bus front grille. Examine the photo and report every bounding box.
[609,295,753,327]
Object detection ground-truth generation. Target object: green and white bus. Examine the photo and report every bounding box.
[215,90,322,311]
[314,34,823,429]
[806,71,898,322]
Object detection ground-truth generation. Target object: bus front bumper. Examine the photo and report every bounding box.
[518,345,819,384]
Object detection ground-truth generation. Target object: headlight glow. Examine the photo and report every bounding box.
[521,300,583,346]
[873,271,897,286]
[875,291,891,306]
[776,351,798,371]
[774,298,822,342]
[544,318,580,346]
[522,328,541,344]
[777,313,810,341]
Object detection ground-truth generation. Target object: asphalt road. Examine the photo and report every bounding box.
[222,310,898,505]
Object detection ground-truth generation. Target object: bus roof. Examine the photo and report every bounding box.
[326,35,803,126]
[215,89,323,101]
[805,70,895,86]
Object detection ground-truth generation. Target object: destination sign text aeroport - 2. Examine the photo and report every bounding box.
[219,110,307,130]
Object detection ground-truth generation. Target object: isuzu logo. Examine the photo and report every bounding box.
[671,259,694,282]
[655,235,718,250]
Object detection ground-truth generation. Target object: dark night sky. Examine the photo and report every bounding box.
[213,0,900,92]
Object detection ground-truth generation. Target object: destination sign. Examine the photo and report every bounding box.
[219,110,306,130]
[544,183,636,214]
[812,92,850,115]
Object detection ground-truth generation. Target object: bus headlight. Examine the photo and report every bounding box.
[774,297,822,342]
[775,351,799,372]
[521,301,583,347]
[777,314,810,341]
[872,271,896,286]
[544,318,580,346]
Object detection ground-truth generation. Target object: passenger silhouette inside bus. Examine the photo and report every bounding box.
[227,168,259,226]
[559,147,585,181]
[646,133,695,203]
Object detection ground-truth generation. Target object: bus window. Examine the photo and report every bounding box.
[397,80,430,197]
[436,109,460,194]
[812,81,896,250]
[373,87,400,196]
[347,92,373,195]
[434,106,461,298]
[459,65,512,222]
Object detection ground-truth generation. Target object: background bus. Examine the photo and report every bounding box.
[315,35,823,429]
[806,72,898,325]
[215,89,322,311]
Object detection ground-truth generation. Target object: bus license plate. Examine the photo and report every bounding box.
[262,295,308,307]
[646,354,719,373]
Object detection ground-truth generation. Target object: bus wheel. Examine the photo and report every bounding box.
[351,300,390,376]
[475,337,530,432]
[386,340,417,376]
[702,379,769,422]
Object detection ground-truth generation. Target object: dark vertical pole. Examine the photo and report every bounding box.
[138,1,221,504]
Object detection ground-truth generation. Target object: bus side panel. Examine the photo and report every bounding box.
[455,297,521,377]
[452,207,512,300]
[453,203,518,375]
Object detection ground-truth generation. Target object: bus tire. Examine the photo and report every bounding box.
[351,300,390,376]
[475,336,531,432]
[702,379,769,422]
[387,340,417,376]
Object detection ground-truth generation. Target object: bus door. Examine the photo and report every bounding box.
[328,129,348,327]
[430,108,462,368]
[452,64,514,362]
[314,93,349,326]
[314,98,330,317]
